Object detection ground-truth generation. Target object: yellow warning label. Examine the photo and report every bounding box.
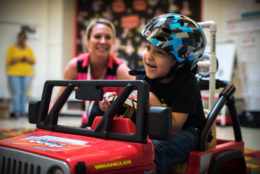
[162,103,168,107]
[94,160,132,170]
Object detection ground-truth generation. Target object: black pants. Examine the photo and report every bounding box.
[80,103,104,128]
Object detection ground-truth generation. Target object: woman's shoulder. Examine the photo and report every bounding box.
[25,45,34,51]
[8,44,17,50]
[76,53,90,61]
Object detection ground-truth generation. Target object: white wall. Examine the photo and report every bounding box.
[0,0,74,101]
[202,0,260,110]
[202,0,260,42]
[62,0,75,72]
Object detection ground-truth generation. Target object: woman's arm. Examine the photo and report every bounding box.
[21,56,35,65]
[9,59,21,65]
[63,58,78,80]
[6,46,16,65]
[116,63,135,80]
[23,47,36,65]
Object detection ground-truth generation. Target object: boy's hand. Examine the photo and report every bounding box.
[99,92,117,112]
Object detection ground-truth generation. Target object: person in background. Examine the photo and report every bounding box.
[51,18,134,128]
[99,13,207,173]
[6,31,36,118]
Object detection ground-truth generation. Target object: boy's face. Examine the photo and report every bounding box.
[143,42,177,80]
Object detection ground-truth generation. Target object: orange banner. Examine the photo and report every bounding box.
[121,15,140,29]
[133,0,147,11]
[112,1,126,13]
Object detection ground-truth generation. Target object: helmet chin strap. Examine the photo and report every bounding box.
[154,62,181,81]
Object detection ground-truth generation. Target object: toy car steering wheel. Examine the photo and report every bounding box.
[108,95,137,119]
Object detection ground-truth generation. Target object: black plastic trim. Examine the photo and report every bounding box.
[35,80,150,143]
[198,81,243,151]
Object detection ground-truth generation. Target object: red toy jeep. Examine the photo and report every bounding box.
[0,79,248,174]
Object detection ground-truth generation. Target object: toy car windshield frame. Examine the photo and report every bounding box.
[29,80,172,143]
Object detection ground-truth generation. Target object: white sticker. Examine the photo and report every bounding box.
[24,135,88,145]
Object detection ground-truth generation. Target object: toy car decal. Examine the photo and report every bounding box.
[12,135,89,151]
[199,152,212,174]
[94,160,132,170]
[25,135,88,145]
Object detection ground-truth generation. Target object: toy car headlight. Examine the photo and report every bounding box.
[48,165,64,174]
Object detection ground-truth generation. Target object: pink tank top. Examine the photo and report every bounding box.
[76,53,123,94]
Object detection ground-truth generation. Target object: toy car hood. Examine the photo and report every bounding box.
[0,129,154,173]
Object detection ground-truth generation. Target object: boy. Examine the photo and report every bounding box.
[100,13,207,173]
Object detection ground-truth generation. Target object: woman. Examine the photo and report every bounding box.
[6,31,36,118]
[52,18,134,127]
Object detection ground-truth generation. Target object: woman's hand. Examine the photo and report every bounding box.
[21,56,27,62]
[99,92,117,112]
[21,56,35,65]
[9,58,20,65]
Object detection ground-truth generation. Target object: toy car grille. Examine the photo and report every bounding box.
[0,147,70,174]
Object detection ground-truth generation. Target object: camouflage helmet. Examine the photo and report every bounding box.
[141,13,207,68]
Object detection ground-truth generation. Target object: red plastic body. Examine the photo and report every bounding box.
[0,117,156,174]
[0,117,247,174]
[184,139,245,174]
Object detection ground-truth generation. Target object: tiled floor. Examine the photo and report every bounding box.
[0,116,259,150]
